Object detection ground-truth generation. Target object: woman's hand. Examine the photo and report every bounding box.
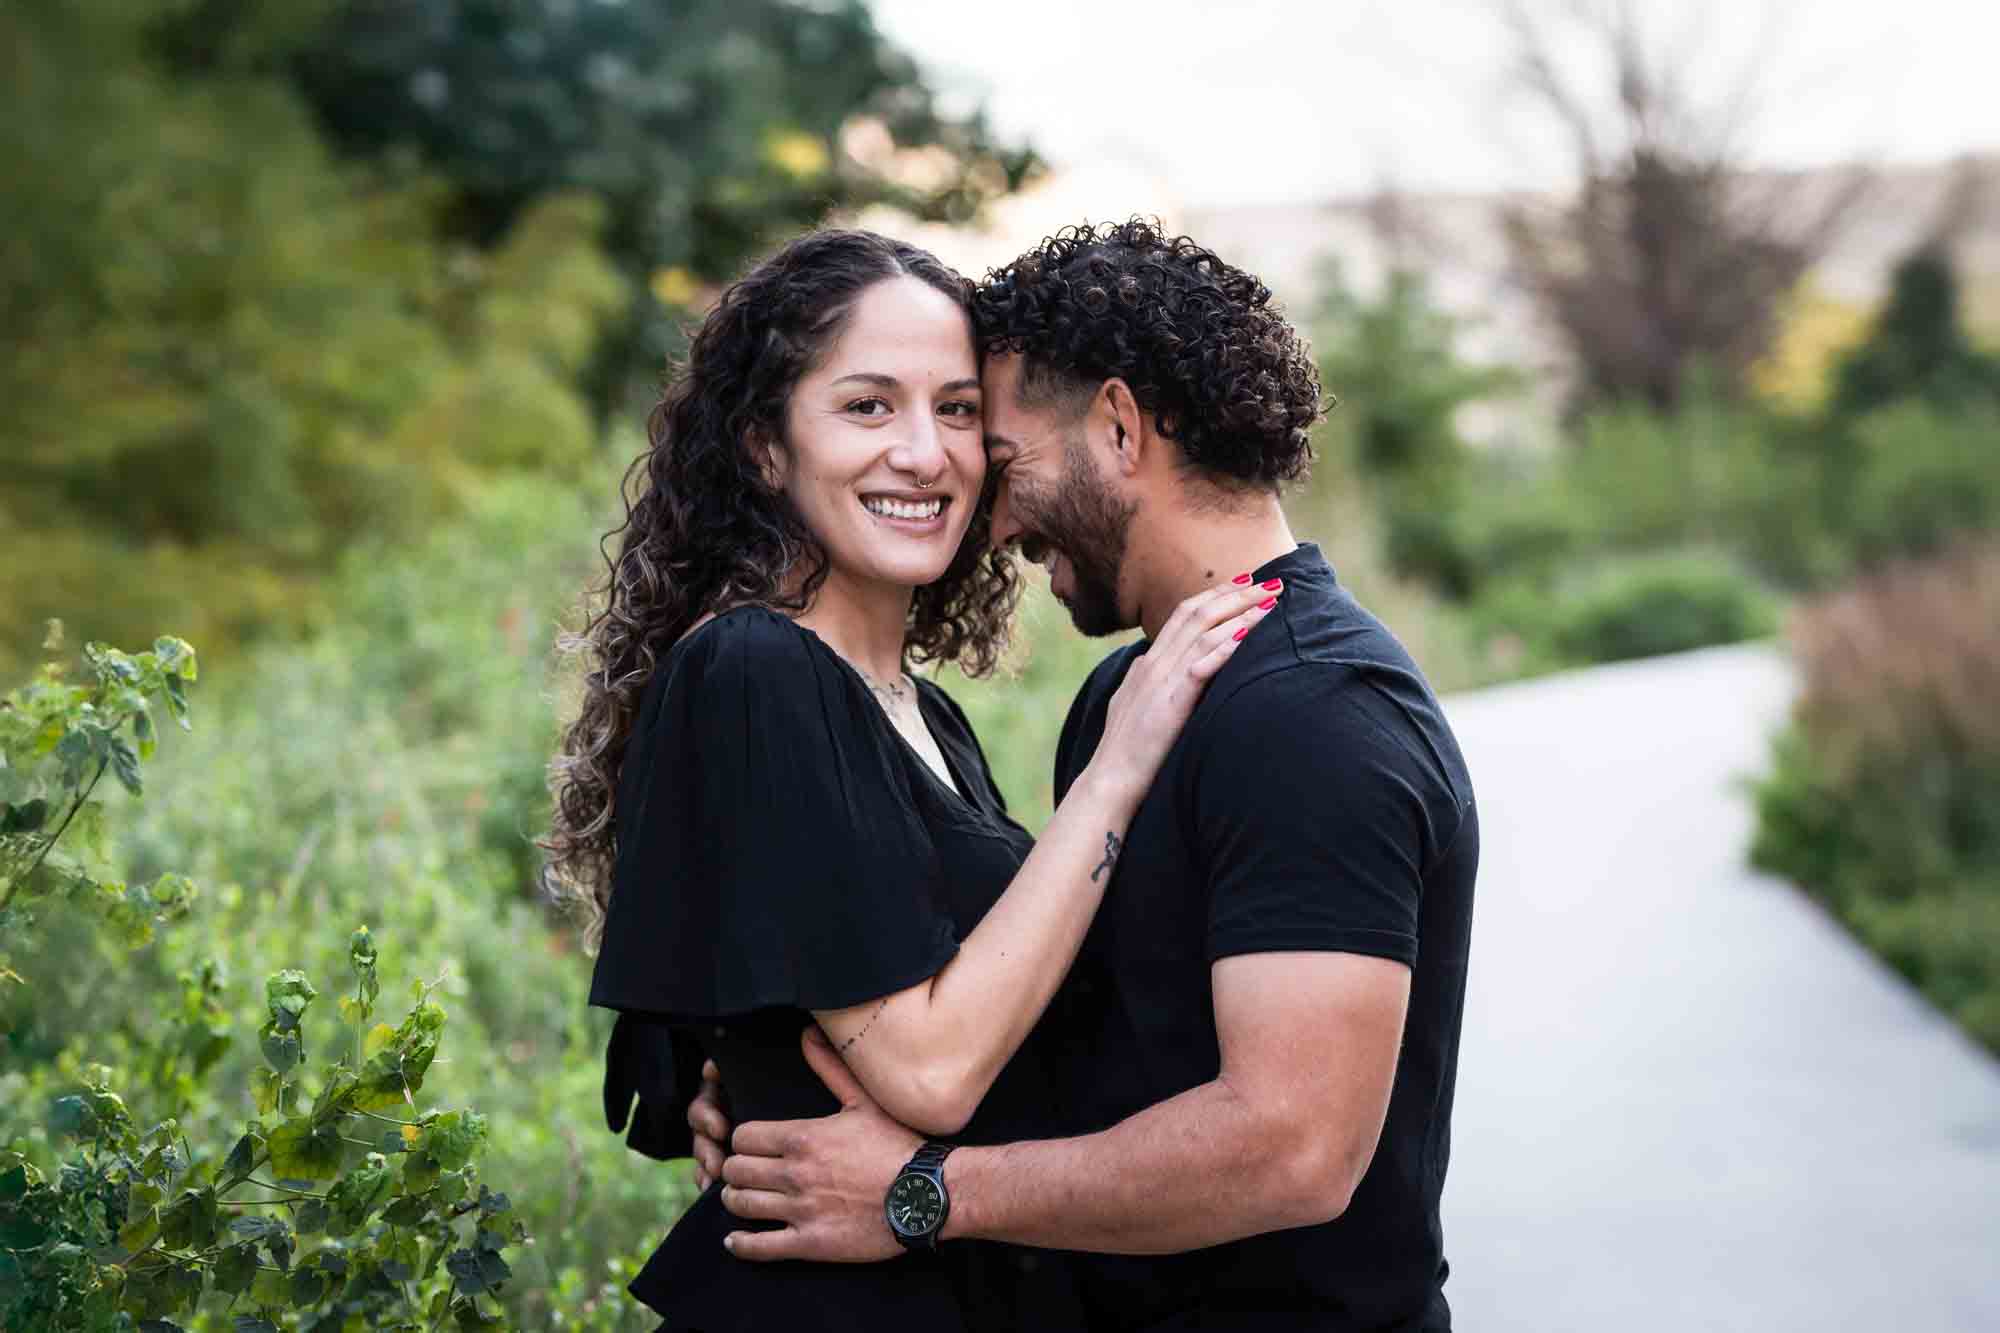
[1085,574,1282,806]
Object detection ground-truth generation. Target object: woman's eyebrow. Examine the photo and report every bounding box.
[827,372,981,393]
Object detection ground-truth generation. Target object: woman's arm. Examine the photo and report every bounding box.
[810,575,1281,1136]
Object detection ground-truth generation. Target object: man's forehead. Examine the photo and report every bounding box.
[979,350,1025,396]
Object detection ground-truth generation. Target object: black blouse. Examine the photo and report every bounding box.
[589,607,1082,1333]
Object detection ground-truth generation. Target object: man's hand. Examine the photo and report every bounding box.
[719,1026,921,1263]
[688,1059,731,1192]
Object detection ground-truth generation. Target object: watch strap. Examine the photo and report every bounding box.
[907,1141,955,1174]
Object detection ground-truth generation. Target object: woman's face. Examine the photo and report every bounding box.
[772,276,984,593]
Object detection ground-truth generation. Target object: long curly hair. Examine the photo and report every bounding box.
[973,218,1325,487]
[541,229,1021,949]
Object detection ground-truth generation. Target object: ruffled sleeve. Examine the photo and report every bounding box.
[588,607,959,1020]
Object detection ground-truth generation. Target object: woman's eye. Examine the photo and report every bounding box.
[846,397,891,417]
[940,400,980,419]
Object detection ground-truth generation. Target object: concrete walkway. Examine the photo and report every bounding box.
[1439,643,2000,1331]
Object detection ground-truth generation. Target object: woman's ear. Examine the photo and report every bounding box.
[746,428,788,491]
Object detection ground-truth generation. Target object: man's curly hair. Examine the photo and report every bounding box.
[972,218,1324,488]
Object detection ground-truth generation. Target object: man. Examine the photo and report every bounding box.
[692,220,1477,1331]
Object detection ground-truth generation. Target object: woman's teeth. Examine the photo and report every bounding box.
[862,496,944,521]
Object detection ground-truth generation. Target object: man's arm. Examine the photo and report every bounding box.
[718,948,1408,1260]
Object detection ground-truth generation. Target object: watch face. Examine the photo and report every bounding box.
[886,1171,945,1237]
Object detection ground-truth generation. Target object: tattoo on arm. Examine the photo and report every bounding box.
[1091,831,1123,884]
[836,998,889,1055]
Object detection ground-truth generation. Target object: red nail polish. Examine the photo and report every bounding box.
[1258,596,1277,610]
[1232,626,1249,640]
[1261,578,1283,591]
[1232,572,1252,585]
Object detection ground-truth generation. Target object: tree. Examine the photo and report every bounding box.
[1496,0,1869,411]
[1309,259,1521,598]
[1832,245,2000,418]
[272,0,1037,406]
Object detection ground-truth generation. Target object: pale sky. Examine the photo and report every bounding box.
[869,0,2000,209]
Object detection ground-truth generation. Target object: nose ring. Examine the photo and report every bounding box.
[916,477,935,490]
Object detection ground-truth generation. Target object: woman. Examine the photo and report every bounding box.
[542,230,1277,1331]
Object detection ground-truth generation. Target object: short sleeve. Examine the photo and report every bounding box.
[588,608,960,1019]
[600,1012,704,1161]
[1192,666,1461,967]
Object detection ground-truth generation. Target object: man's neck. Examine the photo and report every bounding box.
[1131,500,1299,641]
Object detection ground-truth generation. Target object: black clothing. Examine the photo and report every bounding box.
[589,606,1083,1333]
[1045,544,1478,1333]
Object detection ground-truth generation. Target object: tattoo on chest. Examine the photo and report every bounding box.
[836,997,889,1055]
[1091,831,1123,883]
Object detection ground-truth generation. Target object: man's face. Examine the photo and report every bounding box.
[981,354,1137,637]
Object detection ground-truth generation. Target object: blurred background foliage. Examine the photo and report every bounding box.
[4,0,1999,1325]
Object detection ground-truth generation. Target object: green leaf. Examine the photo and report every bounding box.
[108,735,142,795]
[444,1248,490,1294]
[49,1094,94,1137]
[0,1163,29,1202]
[55,726,95,787]
[311,1069,359,1120]
[119,1206,162,1253]
[288,1266,331,1306]
[401,1152,439,1194]
[164,674,191,730]
[212,1242,258,1295]
[0,799,47,834]
[362,1023,396,1059]
[133,706,156,760]
[380,1193,431,1227]
[262,1218,294,1272]
[453,1296,504,1329]
[158,1186,219,1251]
[295,1197,330,1235]
[425,1110,486,1173]
[251,1067,288,1115]
[265,969,318,1023]
[224,1129,262,1178]
[327,1152,394,1234]
[266,1118,343,1182]
[258,1021,302,1073]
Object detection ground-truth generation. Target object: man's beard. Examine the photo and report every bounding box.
[1016,436,1136,637]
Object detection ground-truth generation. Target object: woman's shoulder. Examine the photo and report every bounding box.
[657,604,832,700]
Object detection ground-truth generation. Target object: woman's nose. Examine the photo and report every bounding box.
[889,417,949,481]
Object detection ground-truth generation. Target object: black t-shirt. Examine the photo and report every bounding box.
[589,606,1086,1332]
[1044,543,1478,1333]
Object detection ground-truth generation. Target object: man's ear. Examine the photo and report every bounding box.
[1096,378,1149,479]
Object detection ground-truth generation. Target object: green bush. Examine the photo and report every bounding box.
[6,459,686,1329]
[1470,549,1777,674]
[1749,541,2000,1053]
[1,630,526,1330]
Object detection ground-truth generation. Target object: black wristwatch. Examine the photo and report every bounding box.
[884,1141,956,1251]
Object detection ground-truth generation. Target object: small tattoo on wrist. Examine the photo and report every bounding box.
[1091,831,1123,883]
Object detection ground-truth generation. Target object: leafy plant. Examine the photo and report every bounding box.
[1,632,524,1329]
[1749,541,2000,1052]
[1,623,200,983]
